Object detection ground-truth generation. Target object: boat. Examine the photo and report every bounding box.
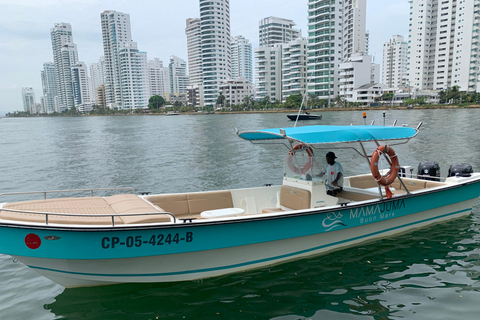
[287,112,322,121]
[1,123,480,288]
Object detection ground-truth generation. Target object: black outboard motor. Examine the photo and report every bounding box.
[448,163,473,177]
[418,161,441,181]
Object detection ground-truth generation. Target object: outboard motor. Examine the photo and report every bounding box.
[448,163,473,177]
[418,161,441,181]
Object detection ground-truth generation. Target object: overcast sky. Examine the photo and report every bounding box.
[0,0,409,114]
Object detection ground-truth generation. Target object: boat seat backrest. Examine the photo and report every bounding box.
[187,191,234,214]
[144,191,233,216]
[400,179,427,191]
[279,186,311,210]
[348,175,378,189]
[144,194,190,216]
[425,181,445,188]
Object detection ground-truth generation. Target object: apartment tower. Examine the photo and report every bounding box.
[232,35,253,84]
[21,87,36,113]
[199,0,232,106]
[307,0,367,100]
[382,35,408,88]
[169,55,189,94]
[41,62,58,113]
[407,0,480,92]
[101,10,149,109]
[259,17,301,47]
[185,18,203,88]
[51,23,79,112]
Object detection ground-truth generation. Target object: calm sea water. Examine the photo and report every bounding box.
[1,109,480,319]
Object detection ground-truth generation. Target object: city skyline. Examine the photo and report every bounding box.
[1,0,409,114]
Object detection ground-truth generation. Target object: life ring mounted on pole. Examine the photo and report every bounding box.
[287,143,314,175]
[371,145,399,198]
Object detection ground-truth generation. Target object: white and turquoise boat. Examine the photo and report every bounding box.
[1,124,480,288]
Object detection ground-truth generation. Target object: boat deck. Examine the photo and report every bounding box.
[0,194,171,225]
[0,176,449,226]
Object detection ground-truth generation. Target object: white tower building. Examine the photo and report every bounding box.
[307,0,368,101]
[199,0,231,107]
[259,17,301,47]
[254,45,282,102]
[169,55,189,94]
[41,62,58,114]
[148,58,169,97]
[89,57,105,104]
[185,18,203,88]
[382,35,408,88]
[71,62,92,111]
[282,37,308,100]
[407,0,480,92]
[101,10,148,110]
[341,0,367,61]
[22,87,36,113]
[51,23,79,112]
[232,35,253,84]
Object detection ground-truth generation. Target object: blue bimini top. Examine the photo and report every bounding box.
[238,125,418,145]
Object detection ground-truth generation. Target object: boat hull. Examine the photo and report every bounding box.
[4,182,479,287]
[287,114,322,120]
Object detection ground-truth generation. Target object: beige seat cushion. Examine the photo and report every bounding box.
[279,186,311,210]
[0,194,170,225]
[187,191,234,215]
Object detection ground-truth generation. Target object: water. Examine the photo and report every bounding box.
[1,109,480,319]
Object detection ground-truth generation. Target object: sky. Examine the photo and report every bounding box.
[0,0,409,115]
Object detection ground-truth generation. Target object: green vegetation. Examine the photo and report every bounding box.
[7,88,480,118]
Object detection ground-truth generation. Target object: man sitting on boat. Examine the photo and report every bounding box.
[317,152,343,196]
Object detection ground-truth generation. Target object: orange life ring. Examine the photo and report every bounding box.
[370,145,399,186]
[287,143,314,174]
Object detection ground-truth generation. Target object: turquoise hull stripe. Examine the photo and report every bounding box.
[28,207,471,278]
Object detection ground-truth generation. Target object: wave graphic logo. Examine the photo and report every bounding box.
[322,212,347,231]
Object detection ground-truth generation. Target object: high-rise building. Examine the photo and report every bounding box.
[232,35,253,84]
[41,62,58,114]
[341,0,367,61]
[185,18,203,88]
[148,58,169,97]
[307,0,367,100]
[169,55,189,94]
[282,37,308,100]
[199,0,231,107]
[383,35,408,88]
[89,57,105,103]
[101,10,148,110]
[71,62,92,111]
[339,54,380,101]
[22,87,36,113]
[407,0,480,92]
[259,17,301,47]
[51,23,78,112]
[254,45,282,102]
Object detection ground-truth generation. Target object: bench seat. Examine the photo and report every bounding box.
[144,190,234,217]
[0,194,170,225]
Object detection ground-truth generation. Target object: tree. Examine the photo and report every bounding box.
[216,92,226,107]
[242,95,252,109]
[284,94,303,109]
[333,95,346,108]
[148,95,165,109]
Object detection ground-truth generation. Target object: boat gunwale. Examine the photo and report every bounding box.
[0,178,478,232]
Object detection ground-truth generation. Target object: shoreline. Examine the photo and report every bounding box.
[4,104,480,118]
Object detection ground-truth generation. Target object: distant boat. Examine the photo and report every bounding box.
[287,112,322,121]
[165,111,180,116]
